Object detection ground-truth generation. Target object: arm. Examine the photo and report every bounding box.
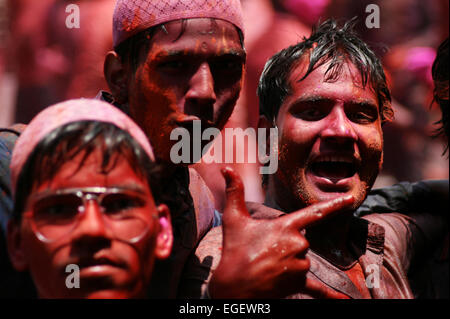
[356,180,449,217]
[180,167,355,299]
[0,126,24,234]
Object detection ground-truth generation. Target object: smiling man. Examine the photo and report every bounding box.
[264,58,385,212]
[181,19,448,299]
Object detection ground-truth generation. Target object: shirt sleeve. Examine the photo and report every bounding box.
[0,137,16,233]
[356,180,448,217]
[365,210,448,274]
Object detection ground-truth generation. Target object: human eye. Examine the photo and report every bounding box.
[33,195,80,225]
[347,104,378,124]
[299,107,327,121]
[348,112,373,123]
[289,99,331,121]
[156,57,190,73]
[101,193,146,217]
[211,55,243,72]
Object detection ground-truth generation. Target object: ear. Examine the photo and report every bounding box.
[258,115,274,156]
[154,204,173,260]
[6,219,28,272]
[104,51,130,105]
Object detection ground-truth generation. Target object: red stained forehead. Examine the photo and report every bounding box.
[147,19,244,56]
[287,59,378,107]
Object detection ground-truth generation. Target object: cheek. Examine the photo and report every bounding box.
[361,127,383,159]
[129,234,158,282]
[215,82,241,126]
[129,65,180,155]
[21,227,67,293]
[21,226,55,268]
[277,120,316,183]
[279,117,317,153]
[357,127,384,186]
[131,65,177,121]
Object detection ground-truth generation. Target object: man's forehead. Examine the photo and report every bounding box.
[289,58,361,83]
[286,59,378,106]
[39,150,149,189]
[147,19,245,57]
[150,18,242,45]
[290,58,372,87]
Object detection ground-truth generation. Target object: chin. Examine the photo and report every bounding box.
[297,184,366,212]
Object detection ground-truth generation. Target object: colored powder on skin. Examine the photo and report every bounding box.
[130,57,179,161]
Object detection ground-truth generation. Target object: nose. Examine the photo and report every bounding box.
[320,105,358,143]
[72,200,109,242]
[185,63,217,109]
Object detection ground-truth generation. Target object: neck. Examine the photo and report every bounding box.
[265,174,304,212]
[306,212,355,266]
[265,176,356,266]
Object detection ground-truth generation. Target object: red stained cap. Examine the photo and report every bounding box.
[113,0,244,47]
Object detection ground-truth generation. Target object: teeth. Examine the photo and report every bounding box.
[314,156,354,163]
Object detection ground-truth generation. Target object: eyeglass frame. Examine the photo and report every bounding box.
[23,186,154,244]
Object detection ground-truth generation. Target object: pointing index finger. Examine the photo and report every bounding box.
[284,195,355,229]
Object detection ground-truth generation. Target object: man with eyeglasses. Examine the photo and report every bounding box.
[6,99,173,298]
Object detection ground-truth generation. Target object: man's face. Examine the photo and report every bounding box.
[13,150,170,298]
[127,18,246,163]
[273,60,383,210]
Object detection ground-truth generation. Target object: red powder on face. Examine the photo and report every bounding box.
[129,55,181,162]
[125,18,244,162]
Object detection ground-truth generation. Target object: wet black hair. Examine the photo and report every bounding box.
[12,121,164,221]
[258,18,394,125]
[431,38,449,154]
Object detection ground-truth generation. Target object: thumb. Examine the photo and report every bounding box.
[221,166,250,223]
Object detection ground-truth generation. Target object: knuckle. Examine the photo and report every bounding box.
[309,206,323,218]
[298,237,309,251]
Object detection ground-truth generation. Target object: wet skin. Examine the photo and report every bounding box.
[268,59,383,212]
[207,60,384,298]
[8,150,172,299]
[127,18,246,164]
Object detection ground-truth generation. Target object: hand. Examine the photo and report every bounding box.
[208,167,354,299]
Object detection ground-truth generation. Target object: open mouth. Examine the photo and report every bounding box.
[310,156,359,181]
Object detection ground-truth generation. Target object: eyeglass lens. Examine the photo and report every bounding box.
[31,191,150,243]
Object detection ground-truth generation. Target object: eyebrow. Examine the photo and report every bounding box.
[291,96,333,106]
[109,184,148,194]
[292,95,378,109]
[154,49,246,59]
